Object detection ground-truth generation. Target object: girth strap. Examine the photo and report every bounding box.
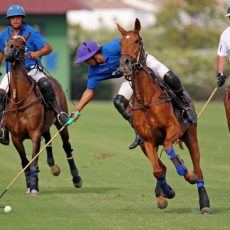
[4,97,42,114]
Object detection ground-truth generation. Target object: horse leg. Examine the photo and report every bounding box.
[29,132,42,195]
[154,159,171,209]
[11,135,31,194]
[183,127,211,214]
[141,142,175,209]
[42,131,61,176]
[163,124,194,180]
[55,122,82,188]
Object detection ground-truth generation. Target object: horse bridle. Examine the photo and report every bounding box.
[5,35,27,64]
[4,36,39,108]
[121,35,148,81]
[121,34,170,111]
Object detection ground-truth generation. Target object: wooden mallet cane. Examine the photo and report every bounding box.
[197,87,218,118]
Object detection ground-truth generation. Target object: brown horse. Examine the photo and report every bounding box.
[3,34,82,195]
[117,19,211,214]
[223,86,230,130]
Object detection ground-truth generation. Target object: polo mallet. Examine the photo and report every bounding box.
[177,87,218,149]
[0,114,78,200]
[197,87,218,118]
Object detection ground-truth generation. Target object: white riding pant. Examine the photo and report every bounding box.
[117,80,133,101]
[0,67,46,93]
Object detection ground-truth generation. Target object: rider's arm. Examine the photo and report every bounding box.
[29,43,53,60]
[72,88,95,113]
[216,55,227,74]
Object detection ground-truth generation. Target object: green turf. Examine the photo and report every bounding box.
[0,101,230,230]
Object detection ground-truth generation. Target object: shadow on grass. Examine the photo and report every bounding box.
[41,186,119,195]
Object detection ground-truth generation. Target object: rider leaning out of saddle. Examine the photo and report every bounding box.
[0,4,70,145]
[70,37,197,149]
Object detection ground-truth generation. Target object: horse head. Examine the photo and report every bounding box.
[117,18,145,77]
[5,33,30,64]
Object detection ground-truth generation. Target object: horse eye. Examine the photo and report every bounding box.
[134,40,139,44]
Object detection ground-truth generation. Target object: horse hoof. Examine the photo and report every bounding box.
[73,176,83,188]
[157,196,168,209]
[30,189,39,196]
[201,207,212,215]
[50,164,61,176]
[184,172,197,184]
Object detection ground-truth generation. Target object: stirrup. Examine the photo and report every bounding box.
[182,109,197,124]
[0,127,10,145]
[57,112,70,126]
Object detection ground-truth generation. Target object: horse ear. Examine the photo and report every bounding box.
[24,33,31,41]
[116,22,126,35]
[134,18,141,33]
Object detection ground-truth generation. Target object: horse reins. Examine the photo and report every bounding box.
[122,35,170,111]
[4,36,42,112]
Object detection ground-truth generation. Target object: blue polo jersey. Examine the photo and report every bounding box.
[87,38,123,89]
[0,23,48,70]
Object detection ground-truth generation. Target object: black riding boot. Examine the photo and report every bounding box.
[0,89,9,145]
[164,71,197,124]
[113,94,143,149]
[38,78,70,126]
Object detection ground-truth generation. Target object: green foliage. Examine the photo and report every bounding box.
[69,0,230,100]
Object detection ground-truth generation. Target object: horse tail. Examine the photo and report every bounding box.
[223,86,230,132]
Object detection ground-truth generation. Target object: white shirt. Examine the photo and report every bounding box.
[217,26,230,57]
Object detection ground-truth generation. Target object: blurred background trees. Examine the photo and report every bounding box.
[69,0,230,100]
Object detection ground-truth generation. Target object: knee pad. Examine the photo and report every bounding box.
[113,95,129,113]
[113,94,130,120]
[38,78,55,98]
[164,70,182,92]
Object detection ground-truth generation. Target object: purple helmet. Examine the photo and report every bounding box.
[75,41,100,64]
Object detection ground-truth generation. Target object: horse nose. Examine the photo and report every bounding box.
[125,57,130,65]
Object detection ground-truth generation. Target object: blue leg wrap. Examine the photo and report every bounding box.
[166,148,187,176]
[165,147,176,159]
[176,165,187,176]
[24,170,31,188]
[197,180,204,188]
[158,178,173,197]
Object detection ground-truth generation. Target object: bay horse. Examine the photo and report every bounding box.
[117,18,211,214]
[3,34,82,195]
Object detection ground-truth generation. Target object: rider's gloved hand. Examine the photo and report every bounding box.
[217,73,226,87]
[70,110,81,122]
[112,69,123,78]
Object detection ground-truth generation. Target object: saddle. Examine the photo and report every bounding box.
[147,68,190,111]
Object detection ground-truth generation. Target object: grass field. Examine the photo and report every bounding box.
[0,101,230,230]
